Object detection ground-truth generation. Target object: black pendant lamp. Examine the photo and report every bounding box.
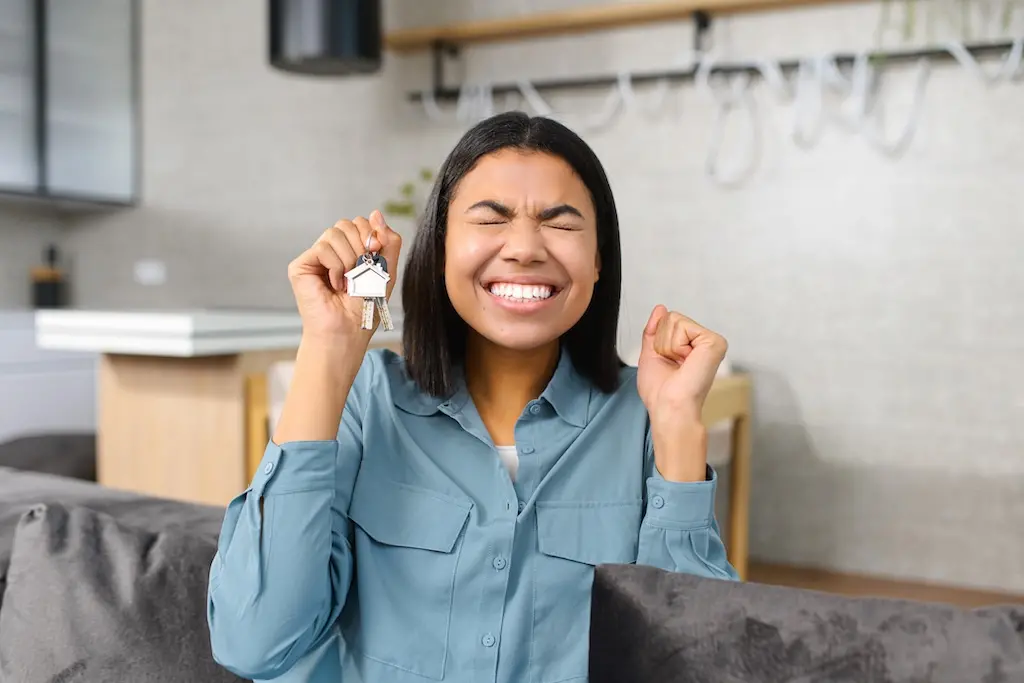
[269,0,382,76]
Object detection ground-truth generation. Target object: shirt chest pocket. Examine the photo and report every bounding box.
[532,501,642,683]
[344,471,472,680]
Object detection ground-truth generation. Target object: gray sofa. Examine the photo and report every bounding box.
[2,466,1022,683]
[590,564,1024,683]
[0,466,243,683]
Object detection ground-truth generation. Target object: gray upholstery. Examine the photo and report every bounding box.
[0,502,243,682]
[0,432,97,481]
[0,467,224,626]
[589,563,1024,683]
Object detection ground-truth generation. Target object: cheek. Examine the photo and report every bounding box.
[444,240,488,296]
[555,239,600,284]
[446,232,499,281]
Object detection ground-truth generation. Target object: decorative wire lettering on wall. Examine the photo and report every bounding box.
[413,0,1024,188]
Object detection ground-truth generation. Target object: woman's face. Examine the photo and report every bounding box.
[444,149,600,351]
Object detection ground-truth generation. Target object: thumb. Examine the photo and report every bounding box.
[639,304,668,358]
[370,210,402,291]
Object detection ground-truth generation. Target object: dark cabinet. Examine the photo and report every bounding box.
[0,0,138,206]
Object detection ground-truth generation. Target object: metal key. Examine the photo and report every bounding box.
[361,296,376,330]
[374,295,394,331]
[344,236,393,332]
[369,253,394,331]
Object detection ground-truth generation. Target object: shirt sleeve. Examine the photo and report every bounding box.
[635,423,739,581]
[206,353,376,680]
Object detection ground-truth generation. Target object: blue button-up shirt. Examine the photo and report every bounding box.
[207,347,737,683]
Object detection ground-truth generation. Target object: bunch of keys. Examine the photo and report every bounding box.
[343,232,394,332]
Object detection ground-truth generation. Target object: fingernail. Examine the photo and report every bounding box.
[371,210,384,228]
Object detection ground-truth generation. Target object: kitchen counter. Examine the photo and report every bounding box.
[34,308,402,505]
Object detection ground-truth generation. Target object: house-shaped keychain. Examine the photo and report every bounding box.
[344,254,390,299]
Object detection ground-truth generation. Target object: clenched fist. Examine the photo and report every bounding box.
[637,305,729,482]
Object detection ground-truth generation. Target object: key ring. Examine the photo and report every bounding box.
[362,230,380,265]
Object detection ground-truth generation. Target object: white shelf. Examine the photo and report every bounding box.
[34,308,403,357]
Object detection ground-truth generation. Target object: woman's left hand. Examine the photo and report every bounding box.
[636,305,728,482]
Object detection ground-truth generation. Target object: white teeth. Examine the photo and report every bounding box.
[488,282,554,301]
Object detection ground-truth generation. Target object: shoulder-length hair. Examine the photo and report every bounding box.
[400,111,623,397]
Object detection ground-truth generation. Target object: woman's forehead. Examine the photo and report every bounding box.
[452,150,592,207]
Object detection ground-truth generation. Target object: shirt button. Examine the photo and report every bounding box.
[651,495,665,509]
[481,633,496,648]
[520,445,535,454]
[263,462,275,475]
[529,404,541,415]
[492,556,507,570]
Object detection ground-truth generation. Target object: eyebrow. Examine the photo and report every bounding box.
[466,200,583,221]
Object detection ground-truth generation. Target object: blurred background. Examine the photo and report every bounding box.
[1,0,1021,606]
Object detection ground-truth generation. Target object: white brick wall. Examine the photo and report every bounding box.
[2,0,1022,591]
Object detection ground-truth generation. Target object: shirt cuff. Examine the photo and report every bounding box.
[644,465,717,530]
[248,440,338,497]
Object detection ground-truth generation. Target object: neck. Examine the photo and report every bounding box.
[465,332,560,445]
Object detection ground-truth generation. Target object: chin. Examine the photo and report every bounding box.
[473,323,567,352]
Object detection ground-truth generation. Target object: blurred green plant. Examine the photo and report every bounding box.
[382,167,435,218]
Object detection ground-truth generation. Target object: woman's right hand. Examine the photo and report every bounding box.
[287,210,402,342]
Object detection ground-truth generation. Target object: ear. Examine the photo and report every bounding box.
[593,250,601,282]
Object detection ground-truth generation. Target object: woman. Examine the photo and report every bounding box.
[207,112,737,683]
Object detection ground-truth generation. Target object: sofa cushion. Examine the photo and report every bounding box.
[0,432,96,481]
[589,563,1024,683]
[0,502,243,683]
[0,467,224,612]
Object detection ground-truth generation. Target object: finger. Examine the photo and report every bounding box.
[290,241,347,291]
[320,225,360,265]
[654,313,671,357]
[315,242,346,291]
[640,305,669,359]
[678,314,724,353]
[654,313,680,361]
[371,210,403,298]
[643,304,667,337]
[333,219,369,260]
[319,227,360,290]
[351,216,377,253]
[371,210,401,262]
[671,316,695,360]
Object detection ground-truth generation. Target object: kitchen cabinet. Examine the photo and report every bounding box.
[0,0,37,191]
[0,311,96,444]
[0,0,138,206]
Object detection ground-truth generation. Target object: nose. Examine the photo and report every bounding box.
[499,221,547,264]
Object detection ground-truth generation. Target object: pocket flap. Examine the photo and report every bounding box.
[349,475,472,554]
[535,501,642,565]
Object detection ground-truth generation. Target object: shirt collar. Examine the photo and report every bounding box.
[392,346,592,428]
[538,347,591,428]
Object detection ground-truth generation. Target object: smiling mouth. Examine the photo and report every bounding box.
[485,281,560,302]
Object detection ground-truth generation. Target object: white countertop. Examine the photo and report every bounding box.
[34,308,403,357]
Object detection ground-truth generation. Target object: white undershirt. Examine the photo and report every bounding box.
[495,445,519,482]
